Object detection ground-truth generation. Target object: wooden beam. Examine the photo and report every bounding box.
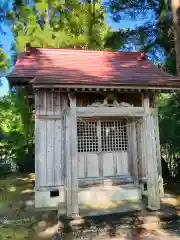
[32,84,180,92]
[131,119,138,185]
[153,109,164,198]
[36,114,63,120]
[69,91,79,217]
[142,93,160,210]
[127,120,133,176]
[76,107,155,117]
[65,108,72,216]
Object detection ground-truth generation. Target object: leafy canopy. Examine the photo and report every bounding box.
[10,0,125,52]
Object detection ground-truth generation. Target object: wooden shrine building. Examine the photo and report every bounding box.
[7,46,180,217]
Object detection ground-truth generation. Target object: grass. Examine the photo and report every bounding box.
[0,173,36,240]
[0,174,180,240]
[0,227,29,240]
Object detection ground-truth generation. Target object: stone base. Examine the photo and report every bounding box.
[35,186,65,210]
[35,184,142,217]
[78,184,142,216]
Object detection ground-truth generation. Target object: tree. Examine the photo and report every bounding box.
[9,0,126,53]
[171,0,180,76]
[104,0,173,60]
[0,89,34,172]
[0,48,9,73]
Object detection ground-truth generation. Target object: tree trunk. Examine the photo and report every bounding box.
[45,3,51,25]
[171,0,180,76]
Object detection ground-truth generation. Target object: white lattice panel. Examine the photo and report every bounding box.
[77,119,128,153]
[77,120,98,153]
[101,120,128,152]
[77,119,129,178]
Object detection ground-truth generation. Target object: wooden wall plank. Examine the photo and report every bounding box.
[54,119,64,186]
[35,90,68,190]
[127,121,133,176]
[102,153,115,176]
[46,120,54,186]
[116,152,128,175]
[38,90,45,114]
[136,121,146,180]
[78,153,85,178]
[46,91,53,115]
[53,91,61,114]
[131,120,138,184]
[87,154,99,177]
[35,119,47,187]
[35,91,39,115]
[35,118,40,188]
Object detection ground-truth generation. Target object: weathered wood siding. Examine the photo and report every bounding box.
[78,152,129,178]
[136,120,148,180]
[153,110,164,197]
[127,120,139,182]
[136,108,162,198]
[142,93,160,210]
[35,90,68,188]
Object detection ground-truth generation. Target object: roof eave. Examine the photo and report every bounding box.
[31,83,180,92]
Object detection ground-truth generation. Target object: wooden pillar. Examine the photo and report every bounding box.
[127,120,133,177]
[66,108,72,216]
[127,119,138,184]
[136,120,147,181]
[131,119,138,185]
[142,93,160,210]
[154,109,164,198]
[68,91,79,217]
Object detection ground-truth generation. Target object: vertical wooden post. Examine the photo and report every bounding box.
[65,108,72,216]
[69,91,79,216]
[142,93,160,210]
[34,90,39,189]
[131,119,138,185]
[127,120,133,176]
[154,109,164,198]
[127,119,138,184]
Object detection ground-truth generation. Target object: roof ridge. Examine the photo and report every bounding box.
[29,47,141,55]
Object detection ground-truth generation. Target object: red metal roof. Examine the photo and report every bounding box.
[7,48,180,88]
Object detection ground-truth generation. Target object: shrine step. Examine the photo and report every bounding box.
[78,175,134,188]
[78,184,142,216]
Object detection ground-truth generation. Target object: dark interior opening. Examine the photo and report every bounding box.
[144,182,147,191]
[50,189,59,198]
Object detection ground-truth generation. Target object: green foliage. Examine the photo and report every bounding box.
[164,53,177,76]
[105,0,173,57]
[10,0,125,52]
[0,48,10,74]
[0,89,34,173]
[157,93,180,178]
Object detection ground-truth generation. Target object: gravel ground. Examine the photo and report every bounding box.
[48,212,180,240]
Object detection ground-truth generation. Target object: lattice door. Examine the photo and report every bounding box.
[77,119,129,178]
[77,119,128,153]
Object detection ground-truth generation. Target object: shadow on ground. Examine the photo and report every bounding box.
[0,174,180,240]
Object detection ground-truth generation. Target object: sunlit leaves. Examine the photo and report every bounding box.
[0,48,10,75]
[0,90,34,170]
[12,0,125,52]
